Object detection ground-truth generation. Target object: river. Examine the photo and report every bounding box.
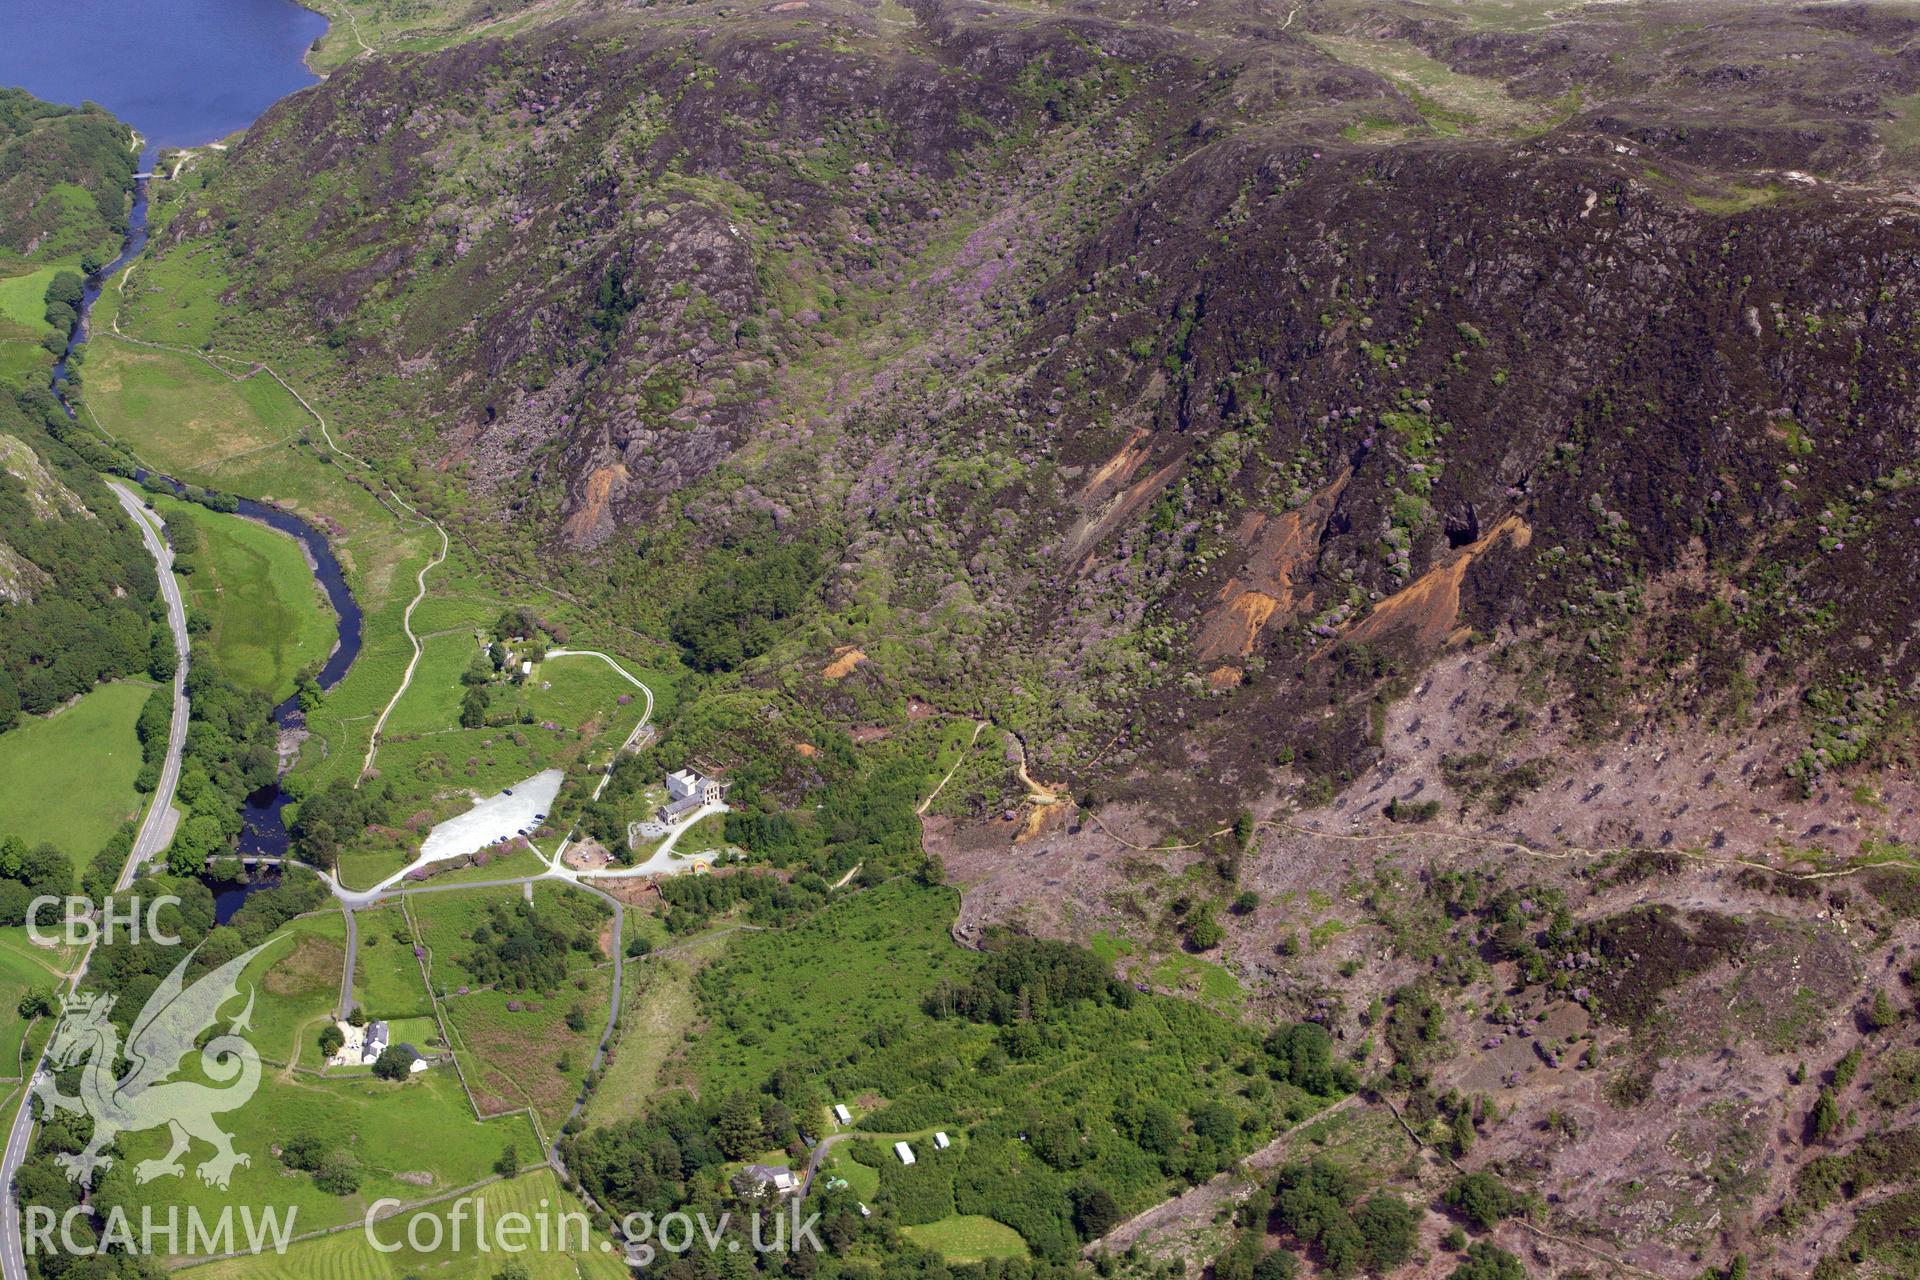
[11,0,360,861]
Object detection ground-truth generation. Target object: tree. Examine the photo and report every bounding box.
[1810,1087,1842,1141]
[716,1092,763,1159]
[495,1144,520,1178]
[372,1045,417,1081]
[1449,1108,1476,1157]
[1444,1172,1521,1231]
[1354,1193,1418,1271]
[1867,988,1900,1031]
[1449,1242,1526,1280]
[1253,1251,1299,1280]
[1187,914,1224,951]
[1071,1183,1120,1240]
[314,1149,361,1195]
[17,990,54,1019]
[460,683,491,728]
[318,1024,344,1059]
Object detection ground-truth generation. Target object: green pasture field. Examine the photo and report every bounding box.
[86,274,444,799]
[239,909,350,1067]
[115,240,231,349]
[410,883,607,994]
[0,339,51,391]
[351,906,434,1020]
[371,728,574,816]
[901,1215,1031,1261]
[0,927,73,1073]
[415,847,550,888]
[0,679,153,871]
[157,494,338,700]
[82,342,308,472]
[381,632,476,736]
[119,1064,541,1254]
[411,882,610,1131]
[0,266,60,338]
[176,1166,624,1280]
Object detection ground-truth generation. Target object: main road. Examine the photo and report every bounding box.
[106,480,190,888]
[2,482,191,1280]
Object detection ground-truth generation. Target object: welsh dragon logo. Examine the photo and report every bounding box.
[33,938,281,1189]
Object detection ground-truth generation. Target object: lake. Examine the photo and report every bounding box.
[0,0,327,149]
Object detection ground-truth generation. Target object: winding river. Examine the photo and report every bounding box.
[11,0,361,862]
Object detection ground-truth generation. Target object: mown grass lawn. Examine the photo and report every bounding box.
[175,1166,624,1280]
[901,1215,1031,1261]
[157,494,337,700]
[0,679,153,870]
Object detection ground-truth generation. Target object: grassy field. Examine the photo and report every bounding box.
[82,343,309,472]
[1310,35,1573,138]
[157,494,338,700]
[352,906,434,1019]
[0,927,72,1074]
[382,632,476,736]
[177,1167,624,1280]
[0,266,60,338]
[901,1215,1031,1261]
[240,910,350,1067]
[411,883,611,1132]
[119,1064,541,1251]
[85,275,446,800]
[581,931,725,1127]
[0,679,154,870]
[303,0,585,70]
[821,1144,880,1202]
[0,338,50,391]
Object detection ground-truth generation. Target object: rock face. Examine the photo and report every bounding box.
[162,0,1920,759]
[155,6,1920,764]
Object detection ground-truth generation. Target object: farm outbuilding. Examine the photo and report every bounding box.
[893,1141,915,1165]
